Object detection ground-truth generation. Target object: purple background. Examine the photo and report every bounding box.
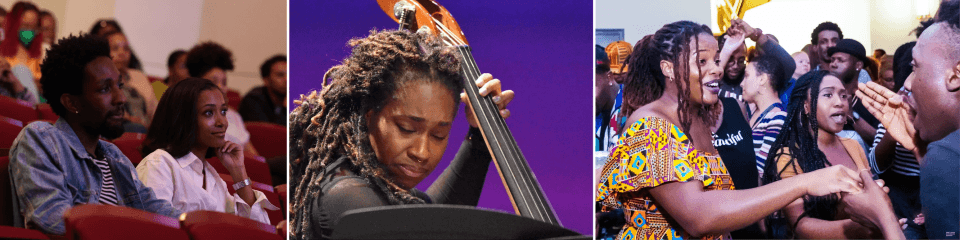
[290,0,592,234]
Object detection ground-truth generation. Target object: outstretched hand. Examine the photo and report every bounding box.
[841,170,904,239]
[462,73,515,128]
[856,81,917,151]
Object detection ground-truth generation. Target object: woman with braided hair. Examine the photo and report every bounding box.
[595,20,863,239]
[289,29,514,239]
[761,70,894,239]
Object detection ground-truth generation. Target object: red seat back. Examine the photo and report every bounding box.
[35,104,57,122]
[244,122,285,159]
[180,210,281,240]
[227,89,242,110]
[64,204,189,240]
[111,133,146,166]
[275,184,286,216]
[207,155,272,186]
[220,174,283,226]
[0,226,48,239]
[0,96,37,124]
[0,116,23,155]
[1,156,15,227]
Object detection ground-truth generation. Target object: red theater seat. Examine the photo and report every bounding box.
[1,156,17,227]
[0,226,48,239]
[244,122,284,159]
[64,204,189,240]
[35,104,57,122]
[220,175,284,226]
[227,89,242,110]
[180,211,281,240]
[275,184,286,215]
[0,95,38,124]
[207,155,272,186]
[0,116,24,156]
[111,133,146,166]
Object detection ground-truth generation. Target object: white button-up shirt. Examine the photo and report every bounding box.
[136,149,278,224]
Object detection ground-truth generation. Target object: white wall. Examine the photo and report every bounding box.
[596,0,711,45]
[0,0,286,95]
[742,0,872,54]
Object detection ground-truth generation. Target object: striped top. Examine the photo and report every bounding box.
[751,102,787,175]
[868,124,920,176]
[91,157,119,205]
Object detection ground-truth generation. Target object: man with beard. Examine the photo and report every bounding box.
[239,54,286,126]
[845,0,960,238]
[811,22,873,85]
[7,34,180,235]
[827,38,880,151]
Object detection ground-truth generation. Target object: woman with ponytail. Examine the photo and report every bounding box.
[596,20,863,239]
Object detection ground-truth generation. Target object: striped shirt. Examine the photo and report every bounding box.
[868,124,920,176]
[91,157,119,205]
[751,102,787,175]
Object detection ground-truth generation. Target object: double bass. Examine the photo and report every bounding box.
[331,1,585,239]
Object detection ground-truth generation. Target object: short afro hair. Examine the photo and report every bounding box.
[259,54,286,78]
[751,55,788,95]
[811,22,843,46]
[166,49,186,68]
[40,34,111,116]
[185,42,234,78]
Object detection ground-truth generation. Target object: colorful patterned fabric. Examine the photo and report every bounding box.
[597,116,734,240]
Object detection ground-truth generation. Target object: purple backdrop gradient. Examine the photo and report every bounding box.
[290,0,592,234]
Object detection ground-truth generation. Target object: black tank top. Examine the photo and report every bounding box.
[711,97,758,190]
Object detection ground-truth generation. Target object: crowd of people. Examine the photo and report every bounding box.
[595,0,959,239]
[0,1,287,237]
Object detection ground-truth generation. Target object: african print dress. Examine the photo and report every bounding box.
[596,116,735,240]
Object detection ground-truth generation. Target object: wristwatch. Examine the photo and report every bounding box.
[232,178,252,191]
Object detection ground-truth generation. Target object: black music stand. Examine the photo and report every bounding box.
[331,204,588,239]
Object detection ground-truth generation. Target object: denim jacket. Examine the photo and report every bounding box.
[7,118,181,235]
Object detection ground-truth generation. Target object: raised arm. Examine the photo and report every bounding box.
[425,128,491,205]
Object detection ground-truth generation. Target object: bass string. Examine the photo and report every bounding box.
[454,45,557,224]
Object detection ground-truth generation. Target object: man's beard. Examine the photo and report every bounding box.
[98,120,126,140]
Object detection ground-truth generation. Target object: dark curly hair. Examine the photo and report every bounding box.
[39,34,111,117]
[810,22,843,46]
[751,55,788,95]
[260,54,286,78]
[186,42,234,78]
[141,78,222,159]
[289,29,464,239]
[761,70,839,238]
[621,20,717,134]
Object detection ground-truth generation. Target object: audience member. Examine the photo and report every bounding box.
[826,38,879,151]
[137,78,278,225]
[186,42,259,156]
[38,9,53,48]
[239,54,286,125]
[104,30,155,132]
[89,19,142,71]
[2,2,43,103]
[0,57,34,102]
[782,51,810,105]
[7,34,179,235]
[153,49,187,101]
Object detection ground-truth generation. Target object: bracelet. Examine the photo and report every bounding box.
[232,178,252,191]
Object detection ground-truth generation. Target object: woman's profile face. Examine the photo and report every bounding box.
[814,75,849,134]
[367,80,457,189]
[195,89,229,150]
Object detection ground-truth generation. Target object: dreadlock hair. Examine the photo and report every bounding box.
[621,20,717,134]
[761,70,838,238]
[289,29,463,239]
